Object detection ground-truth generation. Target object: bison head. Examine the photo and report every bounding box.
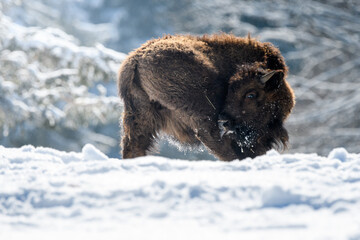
[219,63,295,157]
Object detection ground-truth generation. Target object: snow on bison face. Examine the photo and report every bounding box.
[219,64,295,155]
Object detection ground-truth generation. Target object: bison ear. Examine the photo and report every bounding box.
[260,71,277,84]
[261,70,284,91]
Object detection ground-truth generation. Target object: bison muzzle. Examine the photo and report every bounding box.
[118,34,295,161]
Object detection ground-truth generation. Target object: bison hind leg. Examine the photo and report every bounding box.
[121,97,165,159]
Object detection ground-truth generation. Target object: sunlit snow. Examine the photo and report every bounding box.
[1,145,359,239]
[1,1,360,239]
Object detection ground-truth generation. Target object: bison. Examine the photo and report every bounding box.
[118,34,295,161]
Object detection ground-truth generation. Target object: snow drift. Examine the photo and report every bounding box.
[1,145,360,239]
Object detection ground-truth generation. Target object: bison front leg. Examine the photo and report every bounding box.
[194,120,241,161]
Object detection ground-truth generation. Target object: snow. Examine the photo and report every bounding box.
[1,2,360,238]
[2,0,360,158]
[1,145,360,239]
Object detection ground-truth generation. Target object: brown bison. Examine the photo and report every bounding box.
[118,34,295,161]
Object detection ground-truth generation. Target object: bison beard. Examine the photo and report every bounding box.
[118,34,295,161]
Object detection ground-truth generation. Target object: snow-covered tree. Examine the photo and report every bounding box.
[0,14,125,156]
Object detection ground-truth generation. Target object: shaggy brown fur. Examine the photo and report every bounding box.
[118,33,295,161]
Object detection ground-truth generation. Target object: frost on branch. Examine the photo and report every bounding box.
[0,15,126,156]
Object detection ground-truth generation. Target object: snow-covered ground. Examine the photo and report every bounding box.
[1,1,360,239]
[1,145,359,239]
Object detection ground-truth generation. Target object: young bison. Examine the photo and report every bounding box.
[118,34,295,161]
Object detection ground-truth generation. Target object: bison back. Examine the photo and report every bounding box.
[136,41,225,117]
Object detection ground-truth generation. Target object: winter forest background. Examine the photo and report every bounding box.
[1,0,359,159]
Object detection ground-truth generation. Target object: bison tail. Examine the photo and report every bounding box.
[118,57,139,100]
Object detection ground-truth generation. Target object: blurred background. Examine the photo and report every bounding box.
[0,0,359,159]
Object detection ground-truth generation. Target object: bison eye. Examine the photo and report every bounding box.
[245,91,257,99]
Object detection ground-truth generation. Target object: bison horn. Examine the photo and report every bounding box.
[260,70,277,84]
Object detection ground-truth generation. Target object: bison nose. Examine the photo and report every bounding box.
[218,119,229,138]
[218,119,229,126]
